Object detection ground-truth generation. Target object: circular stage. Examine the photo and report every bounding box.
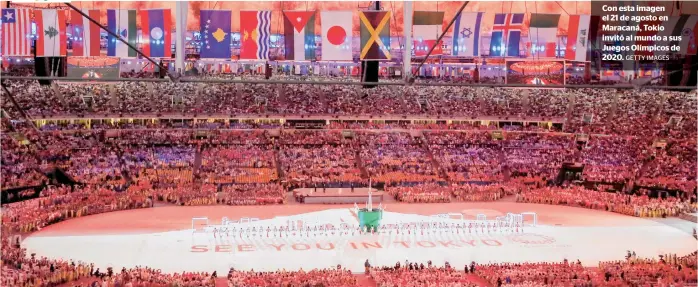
[22,202,696,273]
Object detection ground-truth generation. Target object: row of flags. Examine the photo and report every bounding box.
[200,10,389,61]
[3,8,697,61]
[2,8,169,58]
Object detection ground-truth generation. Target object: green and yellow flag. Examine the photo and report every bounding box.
[359,11,391,60]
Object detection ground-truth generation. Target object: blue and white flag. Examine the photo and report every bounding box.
[452,12,483,57]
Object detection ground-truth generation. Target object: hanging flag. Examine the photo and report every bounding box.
[240,10,272,60]
[412,11,444,56]
[321,11,352,61]
[527,13,560,58]
[70,9,101,57]
[35,9,68,57]
[489,13,524,57]
[678,15,698,55]
[283,11,316,61]
[1,8,31,56]
[452,12,483,57]
[565,15,591,61]
[107,9,137,57]
[588,15,602,53]
[359,11,391,60]
[657,15,692,56]
[200,10,231,59]
[140,9,172,58]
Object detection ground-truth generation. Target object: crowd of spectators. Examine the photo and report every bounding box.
[387,182,453,203]
[451,183,520,202]
[475,260,600,286]
[598,253,697,286]
[370,261,477,287]
[638,138,698,192]
[2,113,695,211]
[2,71,697,287]
[217,183,285,205]
[386,182,521,203]
[5,79,694,138]
[367,252,698,287]
[1,118,48,190]
[359,132,441,184]
[227,267,357,287]
[581,137,649,182]
[200,145,278,184]
[503,133,573,180]
[282,145,363,184]
[517,186,697,218]
[0,184,158,286]
[280,130,364,186]
[1,185,150,234]
[427,131,504,182]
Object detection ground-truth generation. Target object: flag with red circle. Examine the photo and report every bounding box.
[321,11,352,61]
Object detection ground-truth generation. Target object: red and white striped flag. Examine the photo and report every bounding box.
[70,9,101,56]
[1,8,32,56]
[35,9,67,57]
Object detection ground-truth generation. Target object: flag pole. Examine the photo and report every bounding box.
[368,177,372,210]
[175,1,188,75]
[64,3,176,82]
[403,1,413,82]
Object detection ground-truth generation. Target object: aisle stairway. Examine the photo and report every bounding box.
[498,147,511,182]
[419,135,448,180]
[274,147,285,179]
[355,149,370,178]
[562,94,577,132]
[193,147,203,173]
[466,274,494,287]
[425,147,448,180]
[354,273,378,287]
[215,277,228,287]
[52,167,78,185]
[56,277,100,287]
[112,145,132,183]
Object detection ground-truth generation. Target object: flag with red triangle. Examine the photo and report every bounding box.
[283,11,316,60]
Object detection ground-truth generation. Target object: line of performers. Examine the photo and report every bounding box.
[209,221,524,239]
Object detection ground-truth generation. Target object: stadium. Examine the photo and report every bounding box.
[1,1,697,287]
